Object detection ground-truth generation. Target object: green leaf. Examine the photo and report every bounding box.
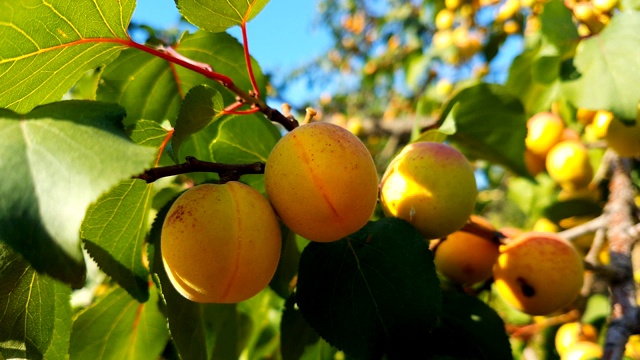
[0,242,72,360]
[426,292,512,359]
[506,49,560,115]
[175,0,270,32]
[210,114,280,163]
[280,294,321,360]
[269,226,301,299]
[565,11,640,121]
[173,85,225,159]
[296,218,442,360]
[98,30,266,125]
[126,120,171,148]
[0,101,156,286]
[0,0,134,112]
[81,179,154,302]
[149,199,247,360]
[539,0,579,55]
[439,83,530,178]
[69,286,170,360]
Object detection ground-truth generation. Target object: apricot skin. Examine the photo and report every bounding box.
[380,142,477,239]
[434,216,500,285]
[493,232,584,315]
[264,122,379,242]
[546,141,593,191]
[525,112,565,157]
[161,182,281,303]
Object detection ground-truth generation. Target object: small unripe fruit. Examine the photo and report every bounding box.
[265,122,379,242]
[525,112,565,157]
[161,182,282,303]
[434,216,500,285]
[380,142,477,239]
[546,141,593,190]
[493,232,584,315]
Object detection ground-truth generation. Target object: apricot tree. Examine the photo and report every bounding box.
[0,0,639,359]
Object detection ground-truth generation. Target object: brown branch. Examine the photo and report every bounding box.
[135,157,265,183]
[603,156,640,360]
[558,215,609,242]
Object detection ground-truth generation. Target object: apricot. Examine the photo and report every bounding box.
[493,232,584,315]
[264,122,378,242]
[524,149,546,176]
[380,142,477,239]
[434,216,500,285]
[605,117,640,157]
[546,141,593,190]
[561,341,603,360]
[435,9,455,30]
[161,182,281,303]
[555,322,598,357]
[525,112,565,157]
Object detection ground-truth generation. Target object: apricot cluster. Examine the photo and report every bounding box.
[161,121,380,303]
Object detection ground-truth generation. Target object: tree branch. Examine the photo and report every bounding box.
[602,156,640,360]
[135,157,265,183]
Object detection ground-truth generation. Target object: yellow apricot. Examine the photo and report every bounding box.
[434,216,500,285]
[576,108,597,125]
[380,142,477,239]
[161,182,282,303]
[555,322,598,357]
[435,9,456,30]
[524,149,546,176]
[561,341,603,360]
[605,117,640,157]
[546,141,594,191]
[625,334,640,359]
[593,0,618,12]
[525,112,566,157]
[592,110,614,139]
[264,122,379,242]
[493,232,584,315]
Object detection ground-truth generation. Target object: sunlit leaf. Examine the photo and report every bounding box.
[175,0,270,32]
[0,101,156,286]
[565,11,640,121]
[126,120,171,148]
[0,0,134,112]
[69,286,169,360]
[81,179,154,302]
[0,242,72,360]
[296,218,442,360]
[439,83,530,178]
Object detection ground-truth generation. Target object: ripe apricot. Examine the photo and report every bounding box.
[605,117,640,157]
[561,341,603,360]
[380,142,477,239]
[434,216,500,285]
[161,182,281,303]
[525,112,565,157]
[555,322,598,357]
[264,122,378,242]
[546,141,593,190]
[493,232,584,315]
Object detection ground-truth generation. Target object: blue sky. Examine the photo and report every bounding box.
[131,0,333,108]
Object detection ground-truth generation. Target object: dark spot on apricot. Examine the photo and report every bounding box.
[517,277,536,297]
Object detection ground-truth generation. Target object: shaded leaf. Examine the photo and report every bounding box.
[0,101,156,286]
[565,11,640,121]
[269,226,301,299]
[173,85,225,159]
[539,0,579,55]
[0,242,72,360]
[97,31,266,125]
[175,0,270,32]
[506,49,560,115]
[81,179,154,302]
[0,0,134,112]
[296,218,442,360]
[439,83,530,178]
[69,286,169,360]
[281,294,320,360]
[427,292,512,360]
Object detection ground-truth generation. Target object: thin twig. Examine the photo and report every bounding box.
[135,157,265,183]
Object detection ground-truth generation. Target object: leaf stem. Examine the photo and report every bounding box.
[241,23,260,98]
